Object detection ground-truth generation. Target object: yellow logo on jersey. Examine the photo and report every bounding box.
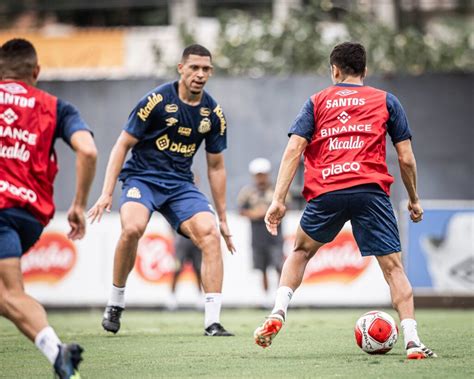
[178,127,192,137]
[165,104,178,113]
[170,142,196,157]
[198,118,211,134]
[137,93,163,122]
[156,134,170,150]
[200,107,211,117]
[213,104,226,136]
[165,117,178,127]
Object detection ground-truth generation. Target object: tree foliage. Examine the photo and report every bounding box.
[209,0,473,76]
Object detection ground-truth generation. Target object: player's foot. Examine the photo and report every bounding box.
[53,343,83,379]
[406,341,438,359]
[204,323,234,336]
[102,305,124,334]
[254,313,284,348]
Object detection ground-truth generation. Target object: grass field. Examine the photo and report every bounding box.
[0,309,473,378]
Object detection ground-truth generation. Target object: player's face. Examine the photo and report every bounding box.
[178,55,213,95]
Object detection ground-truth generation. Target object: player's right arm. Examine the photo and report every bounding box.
[87,131,138,223]
[266,135,307,235]
[265,98,314,235]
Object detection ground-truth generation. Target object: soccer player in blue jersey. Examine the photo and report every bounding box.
[88,44,236,336]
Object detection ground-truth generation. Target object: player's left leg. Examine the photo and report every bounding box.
[376,253,437,359]
[180,212,233,336]
[351,192,437,359]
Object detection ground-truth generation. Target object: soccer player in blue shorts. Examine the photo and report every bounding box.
[88,44,236,336]
[254,42,436,359]
[0,39,97,378]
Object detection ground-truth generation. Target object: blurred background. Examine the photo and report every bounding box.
[1,0,472,308]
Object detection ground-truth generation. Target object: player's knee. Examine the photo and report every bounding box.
[193,224,219,247]
[121,223,146,241]
[293,240,317,261]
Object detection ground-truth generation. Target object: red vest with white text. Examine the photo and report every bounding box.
[0,81,58,225]
[303,85,393,201]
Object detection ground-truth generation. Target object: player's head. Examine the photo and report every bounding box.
[249,158,271,189]
[178,44,213,95]
[329,42,367,84]
[0,38,40,85]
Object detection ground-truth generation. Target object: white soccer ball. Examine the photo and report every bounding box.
[355,311,398,354]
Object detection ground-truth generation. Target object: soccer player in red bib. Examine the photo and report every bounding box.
[0,39,97,377]
[254,42,436,359]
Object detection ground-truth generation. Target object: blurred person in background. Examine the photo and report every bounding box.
[167,234,202,311]
[0,39,97,378]
[88,44,235,337]
[254,42,436,360]
[238,158,284,306]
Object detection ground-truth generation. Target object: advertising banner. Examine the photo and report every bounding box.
[23,211,390,307]
[403,201,474,294]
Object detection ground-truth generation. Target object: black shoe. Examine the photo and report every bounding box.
[102,305,124,334]
[53,343,83,379]
[204,323,234,336]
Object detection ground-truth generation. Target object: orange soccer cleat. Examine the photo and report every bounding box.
[254,314,284,348]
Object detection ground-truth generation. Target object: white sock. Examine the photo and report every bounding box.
[35,326,61,364]
[271,286,293,318]
[204,293,222,328]
[107,285,126,308]
[401,318,421,347]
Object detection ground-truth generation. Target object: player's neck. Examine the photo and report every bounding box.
[337,75,364,85]
[178,80,203,106]
[2,77,35,86]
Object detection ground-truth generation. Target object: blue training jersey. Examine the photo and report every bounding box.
[119,81,227,185]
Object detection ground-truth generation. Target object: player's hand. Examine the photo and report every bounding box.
[408,200,423,223]
[87,194,113,224]
[265,200,286,236]
[67,205,86,240]
[219,220,236,254]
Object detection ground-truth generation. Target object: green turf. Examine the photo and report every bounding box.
[0,309,473,378]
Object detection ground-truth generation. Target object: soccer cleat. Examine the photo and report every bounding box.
[204,323,234,336]
[406,341,438,359]
[102,305,124,334]
[254,314,284,348]
[53,343,83,379]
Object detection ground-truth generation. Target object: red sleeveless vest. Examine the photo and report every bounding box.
[0,80,59,225]
[302,85,394,201]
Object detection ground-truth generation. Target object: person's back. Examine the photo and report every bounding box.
[254,42,436,360]
[0,38,97,379]
[0,80,60,224]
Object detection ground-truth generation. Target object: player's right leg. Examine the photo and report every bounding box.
[102,200,150,333]
[0,214,82,378]
[254,225,324,348]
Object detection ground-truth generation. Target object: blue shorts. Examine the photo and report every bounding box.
[300,191,401,256]
[0,208,44,259]
[120,178,214,235]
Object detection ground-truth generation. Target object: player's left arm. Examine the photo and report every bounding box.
[206,151,236,254]
[57,99,98,240]
[386,92,422,223]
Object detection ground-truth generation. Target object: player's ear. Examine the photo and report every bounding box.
[177,62,184,75]
[362,66,367,79]
[32,64,40,84]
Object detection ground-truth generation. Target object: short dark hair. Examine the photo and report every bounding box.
[329,42,366,77]
[181,44,212,62]
[0,38,38,79]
